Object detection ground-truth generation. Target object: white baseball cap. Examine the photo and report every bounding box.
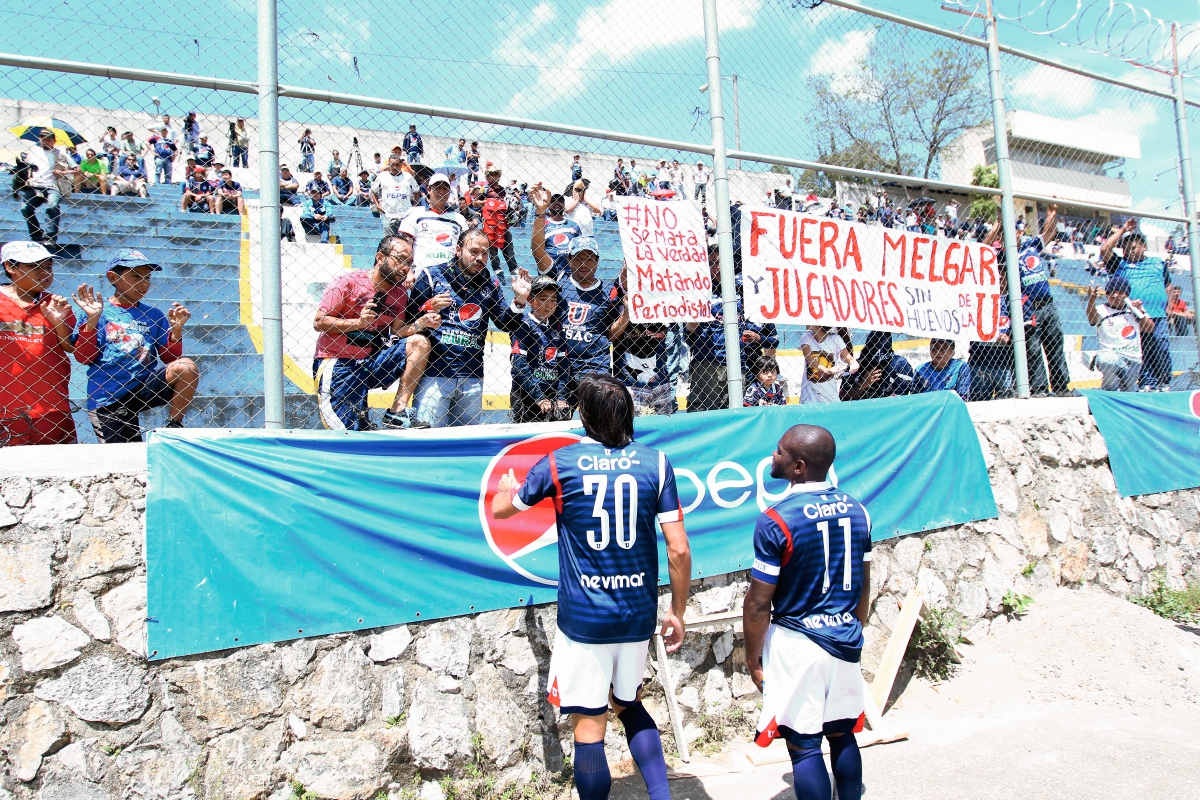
[427,173,451,187]
[2,241,52,264]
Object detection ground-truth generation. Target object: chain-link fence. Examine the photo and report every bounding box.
[2,0,1199,445]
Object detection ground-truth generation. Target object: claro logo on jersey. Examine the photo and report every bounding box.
[478,432,581,586]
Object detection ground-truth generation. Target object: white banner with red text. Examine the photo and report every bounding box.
[739,206,1003,341]
[617,197,713,323]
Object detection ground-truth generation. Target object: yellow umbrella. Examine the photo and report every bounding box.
[7,117,87,147]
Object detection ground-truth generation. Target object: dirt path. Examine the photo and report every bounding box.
[613,587,1200,800]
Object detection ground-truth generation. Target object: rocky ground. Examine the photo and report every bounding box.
[627,586,1200,800]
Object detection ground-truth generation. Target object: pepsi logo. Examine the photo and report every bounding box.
[479,433,582,586]
[458,303,482,322]
[1121,324,1136,339]
[435,232,454,246]
[545,347,558,361]
[1023,255,1039,269]
[1190,391,1200,419]
[551,233,569,247]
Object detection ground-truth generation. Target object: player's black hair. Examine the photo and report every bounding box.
[754,355,779,376]
[577,374,634,449]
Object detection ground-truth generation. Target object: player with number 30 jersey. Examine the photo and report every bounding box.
[492,374,690,800]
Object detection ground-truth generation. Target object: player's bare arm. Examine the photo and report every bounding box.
[492,468,520,519]
[660,519,691,652]
[856,561,871,625]
[742,577,775,692]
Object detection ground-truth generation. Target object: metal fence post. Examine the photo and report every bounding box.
[1171,25,1200,377]
[701,0,744,410]
[258,0,285,427]
[985,1,1031,399]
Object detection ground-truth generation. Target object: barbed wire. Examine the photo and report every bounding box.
[940,0,1200,76]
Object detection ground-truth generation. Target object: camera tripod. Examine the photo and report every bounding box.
[348,136,364,177]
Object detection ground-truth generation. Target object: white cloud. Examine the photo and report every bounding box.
[806,29,875,95]
[1010,64,1097,112]
[500,0,762,116]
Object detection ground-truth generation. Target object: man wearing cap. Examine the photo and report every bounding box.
[371,155,420,236]
[403,125,424,165]
[509,274,571,423]
[405,228,513,428]
[1101,219,1173,390]
[1086,275,1155,392]
[181,167,214,213]
[20,129,74,246]
[482,166,519,277]
[150,126,178,185]
[398,173,470,271]
[528,184,582,275]
[305,170,331,198]
[985,203,1070,396]
[193,134,216,167]
[73,249,199,443]
[1,241,78,445]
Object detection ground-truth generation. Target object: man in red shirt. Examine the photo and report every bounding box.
[1,241,78,445]
[312,234,449,430]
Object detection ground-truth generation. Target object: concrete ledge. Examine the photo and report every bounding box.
[965,396,1090,423]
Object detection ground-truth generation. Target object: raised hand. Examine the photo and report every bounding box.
[39,294,70,326]
[74,284,104,326]
[529,184,551,214]
[497,468,518,494]
[511,268,532,306]
[167,302,191,335]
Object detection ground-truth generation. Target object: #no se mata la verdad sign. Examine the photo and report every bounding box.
[740,206,1004,341]
[617,198,714,324]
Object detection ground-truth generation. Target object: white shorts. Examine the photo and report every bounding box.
[547,628,649,716]
[755,624,865,748]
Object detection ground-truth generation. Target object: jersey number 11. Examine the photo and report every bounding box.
[816,518,853,593]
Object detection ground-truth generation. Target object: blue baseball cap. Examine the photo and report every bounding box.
[568,236,599,257]
[106,248,161,272]
[1105,275,1132,296]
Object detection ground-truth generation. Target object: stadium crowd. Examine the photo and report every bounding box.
[1,113,1188,445]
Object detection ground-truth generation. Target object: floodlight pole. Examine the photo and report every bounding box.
[701,0,744,410]
[1171,24,1200,373]
[258,0,285,427]
[985,1,1031,398]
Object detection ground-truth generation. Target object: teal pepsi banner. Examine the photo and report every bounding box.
[1083,389,1200,497]
[146,392,995,659]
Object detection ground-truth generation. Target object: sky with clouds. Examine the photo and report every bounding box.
[2,0,1199,216]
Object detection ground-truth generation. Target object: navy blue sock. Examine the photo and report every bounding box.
[618,702,670,800]
[827,734,862,800]
[788,745,832,800]
[573,741,611,800]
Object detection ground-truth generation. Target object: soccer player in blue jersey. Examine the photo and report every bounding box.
[492,374,692,800]
[743,425,871,800]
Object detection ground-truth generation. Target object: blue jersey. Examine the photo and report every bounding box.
[685,281,779,364]
[509,311,569,404]
[916,359,971,400]
[752,483,872,662]
[1016,236,1053,304]
[76,302,171,410]
[557,276,620,375]
[1112,256,1169,318]
[544,217,582,267]
[516,439,683,644]
[743,380,785,406]
[408,261,511,379]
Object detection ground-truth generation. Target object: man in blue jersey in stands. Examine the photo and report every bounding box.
[743,424,872,800]
[492,374,692,800]
[529,183,582,274]
[985,203,1070,396]
[1100,220,1173,390]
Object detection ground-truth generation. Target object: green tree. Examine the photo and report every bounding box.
[807,28,989,180]
[968,163,999,223]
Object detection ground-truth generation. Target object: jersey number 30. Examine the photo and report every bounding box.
[583,474,638,551]
[816,518,853,593]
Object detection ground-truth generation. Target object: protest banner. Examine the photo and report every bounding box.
[617,197,713,323]
[740,206,1003,341]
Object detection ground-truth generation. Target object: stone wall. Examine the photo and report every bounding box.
[1,407,1198,800]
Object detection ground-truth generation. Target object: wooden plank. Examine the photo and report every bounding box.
[655,633,691,763]
[869,588,926,712]
[860,674,884,731]
[683,609,743,629]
